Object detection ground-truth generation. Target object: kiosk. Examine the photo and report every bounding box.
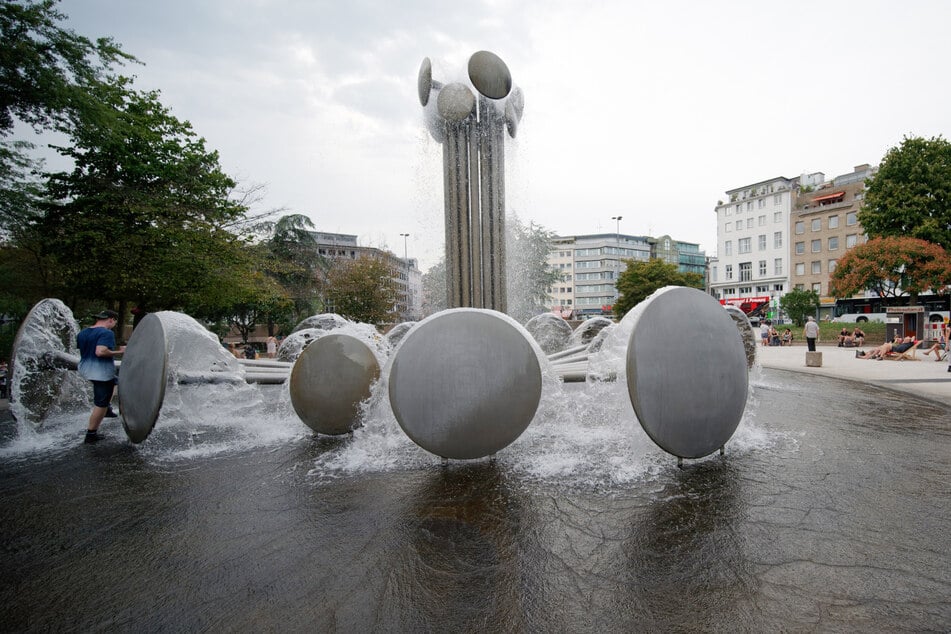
[885,306,925,342]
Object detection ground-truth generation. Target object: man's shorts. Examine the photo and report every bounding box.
[91,379,117,408]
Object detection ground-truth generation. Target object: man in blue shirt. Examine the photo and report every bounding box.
[77,309,125,443]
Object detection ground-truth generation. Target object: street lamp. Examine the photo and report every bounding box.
[400,233,410,264]
[611,216,623,303]
[400,233,410,319]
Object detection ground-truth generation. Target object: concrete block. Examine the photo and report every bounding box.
[806,351,823,367]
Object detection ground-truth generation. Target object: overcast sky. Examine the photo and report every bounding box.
[55,0,951,270]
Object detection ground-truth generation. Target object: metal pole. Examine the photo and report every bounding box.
[400,233,410,319]
[612,216,623,307]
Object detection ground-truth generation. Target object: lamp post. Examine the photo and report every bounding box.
[611,216,623,306]
[400,233,410,319]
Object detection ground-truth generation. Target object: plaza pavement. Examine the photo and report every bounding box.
[757,343,951,406]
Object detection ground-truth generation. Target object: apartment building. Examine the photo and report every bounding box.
[789,164,875,304]
[710,176,796,313]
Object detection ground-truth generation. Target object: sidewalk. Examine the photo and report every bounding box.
[757,344,951,406]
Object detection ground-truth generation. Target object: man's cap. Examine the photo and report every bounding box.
[95,309,119,320]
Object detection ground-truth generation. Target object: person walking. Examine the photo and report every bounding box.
[266,335,277,359]
[77,309,125,444]
[803,315,820,352]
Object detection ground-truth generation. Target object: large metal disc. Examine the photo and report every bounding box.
[289,334,380,435]
[625,287,748,459]
[418,57,433,106]
[436,82,475,122]
[9,299,78,424]
[118,313,168,444]
[388,309,542,460]
[468,50,512,99]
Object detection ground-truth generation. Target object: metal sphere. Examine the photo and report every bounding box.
[436,82,475,122]
[467,50,512,99]
[388,309,542,460]
[626,287,748,459]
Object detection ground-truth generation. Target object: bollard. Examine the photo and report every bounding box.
[805,351,823,367]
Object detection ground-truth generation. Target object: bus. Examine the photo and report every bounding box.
[833,295,950,323]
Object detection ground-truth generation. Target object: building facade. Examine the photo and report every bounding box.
[313,232,422,321]
[710,176,796,315]
[789,164,875,309]
[547,233,707,319]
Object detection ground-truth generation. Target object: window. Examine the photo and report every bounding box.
[758,234,766,250]
[735,220,742,230]
[828,259,837,273]
[725,264,733,280]
[795,263,805,276]
[735,204,741,214]
[846,234,858,248]
[774,231,783,248]
[756,285,768,293]
[725,223,732,233]
[758,260,767,276]
[738,237,751,254]
[774,284,784,292]
[774,211,782,222]
[712,266,717,282]
[811,261,821,274]
[758,198,765,208]
[811,239,821,253]
[739,286,752,294]
[795,221,805,234]
[828,236,838,250]
[747,201,753,211]
[724,240,732,255]
[795,284,805,291]
[774,258,783,275]
[774,194,782,205]
[828,215,839,229]
[846,211,857,225]
[812,282,821,293]
[795,241,805,255]
[746,218,753,229]
[811,218,821,231]
[758,215,766,226]
[739,262,752,282]
[725,207,732,216]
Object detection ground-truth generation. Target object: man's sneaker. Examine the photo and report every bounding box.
[104,407,118,418]
[84,430,105,444]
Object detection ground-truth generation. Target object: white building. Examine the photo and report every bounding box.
[710,176,797,315]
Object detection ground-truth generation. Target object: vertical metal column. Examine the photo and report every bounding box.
[479,97,506,313]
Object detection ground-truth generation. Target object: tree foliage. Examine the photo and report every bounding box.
[506,214,560,322]
[859,135,951,250]
[828,236,951,299]
[323,256,398,325]
[779,288,820,327]
[30,76,253,320]
[614,258,704,317]
[255,214,326,330]
[420,256,447,318]
[0,0,134,134]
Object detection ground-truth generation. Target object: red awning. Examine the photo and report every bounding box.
[812,191,845,203]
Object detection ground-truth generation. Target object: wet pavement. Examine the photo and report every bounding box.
[1,369,949,631]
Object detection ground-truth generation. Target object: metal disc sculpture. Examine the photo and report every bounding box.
[288,334,381,435]
[626,287,748,459]
[388,309,542,460]
[117,313,169,443]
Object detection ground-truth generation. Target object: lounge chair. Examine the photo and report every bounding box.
[884,340,923,361]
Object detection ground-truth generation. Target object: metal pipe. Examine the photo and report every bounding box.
[546,344,589,361]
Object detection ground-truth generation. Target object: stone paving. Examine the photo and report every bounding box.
[757,342,951,406]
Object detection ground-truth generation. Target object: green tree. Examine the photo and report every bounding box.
[780,288,820,327]
[420,256,446,318]
[506,215,560,322]
[323,256,398,325]
[256,214,327,330]
[828,236,951,300]
[614,258,704,317]
[0,0,134,134]
[859,135,951,250]
[30,76,252,326]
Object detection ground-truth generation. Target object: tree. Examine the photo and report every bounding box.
[256,213,327,330]
[859,135,951,250]
[614,258,704,317]
[0,0,134,134]
[323,256,398,325]
[780,288,820,327]
[506,215,560,322]
[828,236,951,300]
[30,76,253,325]
[420,256,447,318]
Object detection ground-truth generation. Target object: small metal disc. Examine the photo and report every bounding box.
[388,309,542,460]
[723,304,757,368]
[289,334,380,435]
[418,57,433,106]
[118,313,168,443]
[436,82,475,122]
[467,50,512,99]
[626,287,748,459]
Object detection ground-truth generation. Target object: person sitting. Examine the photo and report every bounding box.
[849,327,866,347]
[769,325,781,346]
[837,327,851,347]
[781,328,792,346]
[922,326,947,361]
[857,336,913,360]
